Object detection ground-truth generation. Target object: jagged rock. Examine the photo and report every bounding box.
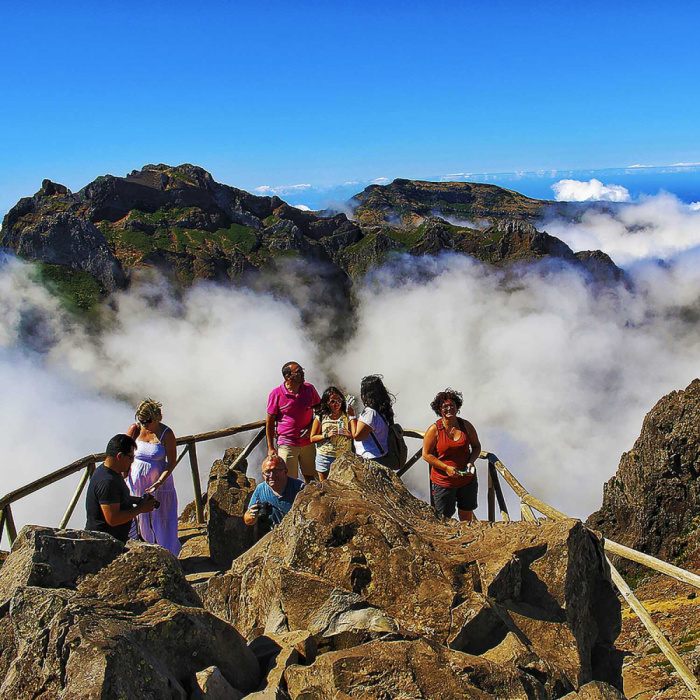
[284,637,546,698]
[0,526,124,610]
[200,453,622,694]
[193,666,244,699]
[0,207,127,292]
[561,680,626,699]
[205,447,258,568]
[247,630,316,699]
[587,378,700,566]
[0,526,259,698]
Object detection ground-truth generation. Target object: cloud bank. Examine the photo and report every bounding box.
[1,192,699,535]
[552,178,631,202]
[545,192,700,265]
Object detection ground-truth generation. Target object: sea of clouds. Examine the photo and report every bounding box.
[2,187,700,534]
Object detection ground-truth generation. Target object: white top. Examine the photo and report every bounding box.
[354,408,389,458]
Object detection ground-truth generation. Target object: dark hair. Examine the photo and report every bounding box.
[360,375,395,425]
[430,389,464,416]
[317,386,348,418]
[282,361,303,377]
[106,434,137,458]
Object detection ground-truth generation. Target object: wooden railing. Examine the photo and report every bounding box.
[0,420,266,548]
[0,423,698,695]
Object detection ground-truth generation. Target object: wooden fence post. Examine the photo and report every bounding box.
[59,462,94,529]
[4,505,17,546]
[487,462,510,522]
[188,442,204,524]
[229,426,267,472]
[487,467,496,522]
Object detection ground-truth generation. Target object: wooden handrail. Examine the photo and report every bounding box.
[0,420,267,511]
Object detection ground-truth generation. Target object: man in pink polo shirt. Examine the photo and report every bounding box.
[266,361,321,482]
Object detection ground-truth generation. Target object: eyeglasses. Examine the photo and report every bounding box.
[120,452,135,461]
[262,468,285,477]
[328,398,342,405]
[284,367,304,377]
[441,403,456,410]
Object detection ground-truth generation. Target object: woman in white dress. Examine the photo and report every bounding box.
[126,398,181,556]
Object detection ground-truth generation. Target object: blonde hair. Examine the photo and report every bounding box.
[135,398,163,422]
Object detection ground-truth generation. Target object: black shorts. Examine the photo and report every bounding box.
[431,478,478,518]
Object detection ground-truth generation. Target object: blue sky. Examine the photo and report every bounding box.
[2,0,700,214]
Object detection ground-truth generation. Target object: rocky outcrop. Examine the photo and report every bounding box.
[0,526,259,698]
[587,378,700,565]
[205,447,258,568]
[201,453,622,695]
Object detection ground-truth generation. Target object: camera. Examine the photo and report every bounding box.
[140,493,161,509]
[257,501,273,523]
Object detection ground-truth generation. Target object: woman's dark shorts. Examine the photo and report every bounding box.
[431,478,478,518]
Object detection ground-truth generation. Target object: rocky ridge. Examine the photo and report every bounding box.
[1,165,622,311]
[587,378,700,566]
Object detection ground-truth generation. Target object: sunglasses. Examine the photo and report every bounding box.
[138,417,154,424]
[262,468,285,477]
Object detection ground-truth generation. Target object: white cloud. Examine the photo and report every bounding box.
[252,183,312,196]
[552,178,631,203]
[546,192,700,264]
[292,204,311,211]
[370,177,390,185]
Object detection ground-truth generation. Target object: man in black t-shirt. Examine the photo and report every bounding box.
[85,434,157,543]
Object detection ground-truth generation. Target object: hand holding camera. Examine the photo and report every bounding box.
[140,492,160,511]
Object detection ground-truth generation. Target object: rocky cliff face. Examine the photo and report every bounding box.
[1,165,622,312]
[587,378,700,566]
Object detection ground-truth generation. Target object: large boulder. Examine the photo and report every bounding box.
[587,378,700,565]
[200,453,622,694]
[0,526,124,610]
[285,637,545,699]
[205,447,258,568]
[0,526,259,698]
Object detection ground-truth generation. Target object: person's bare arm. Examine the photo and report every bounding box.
[100,497,155,526]
[148,427,177,493]
[422,424,458,478]
[351,419,373,440]
[266,413,277,455]
[310,417,328,444]
[126,423,140,440]
[463,419,482,467]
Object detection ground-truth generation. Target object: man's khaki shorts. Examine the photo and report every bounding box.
[277,443,316,479]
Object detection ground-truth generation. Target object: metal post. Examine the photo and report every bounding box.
[5,505,17,546]
[188,442,204,524]
[59,462,93,529]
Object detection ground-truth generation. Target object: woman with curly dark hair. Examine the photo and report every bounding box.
[351,375,395,468]
[310,386,354,481]
[422,388,481,521]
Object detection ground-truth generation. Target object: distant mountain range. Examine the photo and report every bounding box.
[0,164,622,311]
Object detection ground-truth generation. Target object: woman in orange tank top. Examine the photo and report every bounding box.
[422,389,481,521]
